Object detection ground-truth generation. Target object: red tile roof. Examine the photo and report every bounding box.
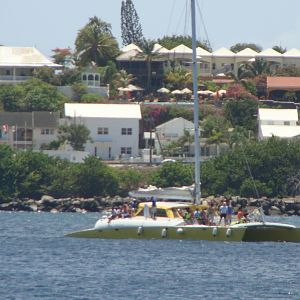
[267,76,300,90]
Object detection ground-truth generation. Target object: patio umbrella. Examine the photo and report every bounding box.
[171,89,183,95]
[181,88,192,94]
[118,87,132,92]
[157,87,170,93]
[127,84,144,91]
[218,89,227,95]
[198,90,214,95]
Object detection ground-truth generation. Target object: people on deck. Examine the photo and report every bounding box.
[237,208,245,223]
[193,208,201,224]
[151,196,157,220]
[219,201,228,226]
[199,208,207,225]
[108,207,118,223]
[207,203,217,225]
[183,208,193,224]
[226,202,234,225]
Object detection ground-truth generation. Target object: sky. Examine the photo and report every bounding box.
[2,0,300,58]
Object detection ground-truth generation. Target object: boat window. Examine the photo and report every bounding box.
[155,209,167,217]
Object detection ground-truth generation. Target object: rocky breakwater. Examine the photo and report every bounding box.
[0,195,131,213]
[1,195,300,216]
[229,196,300,216]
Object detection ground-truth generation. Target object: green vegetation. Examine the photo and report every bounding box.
[121,0,144,46]
[0,78,67,112]
[1,138,300,202]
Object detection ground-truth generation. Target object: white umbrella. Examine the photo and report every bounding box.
[181,88,192,94]
[118,87,132,92]
[157,87,170,93]
[171,89,183,95]
[218,89,227,95]
[198,90,214,95]
[127,84,144,91]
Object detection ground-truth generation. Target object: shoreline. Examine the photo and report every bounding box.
[1,195,300,216]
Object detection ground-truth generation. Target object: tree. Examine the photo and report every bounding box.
[230,43,262,53]
[74,156,118,197]
[121,0,144,46]
[151,162,194,187]
[21,79,66,111]
[138,39,158,92]
[51,48,73,67]
[164,66,192,90]
[158,35,211,51]
[224,99,258,132]
[75,16,119,67]
[0,78,66,112]
[113,69,135,88]
[33,66,61,86]
[245,58,274,77]
[272,45,286,54]
[226,83,257,101]
[58,123,91,151]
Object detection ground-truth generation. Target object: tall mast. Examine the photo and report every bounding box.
[191,0,201,204]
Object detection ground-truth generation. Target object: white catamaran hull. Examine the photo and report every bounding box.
[66,217,246,242]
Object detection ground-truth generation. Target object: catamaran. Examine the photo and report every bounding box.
[66,0,300,243]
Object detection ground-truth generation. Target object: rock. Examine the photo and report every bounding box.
[41,195,55,202]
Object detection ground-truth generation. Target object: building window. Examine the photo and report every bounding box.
[41,128,54,135]
[121,147,132,155]
[98,127,108,135]
[284,121,290,126]
[121,128,132,135]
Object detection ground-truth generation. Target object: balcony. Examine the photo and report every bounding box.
[0,75,32,84]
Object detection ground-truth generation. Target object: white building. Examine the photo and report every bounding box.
[64,103,142,160]
[0,46,61,84]
[154,117,194,154]
[0,111,60,149]
[258,108,300,140]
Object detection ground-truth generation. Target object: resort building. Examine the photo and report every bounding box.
[258,108,300,140]
[153,117,194,154]
[0,111,60,149]
[117,44,300,90]
[0,46,61,84]
[64,103,142,160]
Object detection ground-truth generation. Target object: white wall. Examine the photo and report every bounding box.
[77,117,140,160]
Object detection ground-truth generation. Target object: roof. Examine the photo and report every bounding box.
[0,111,60,127]
[155,117,194,130]
[64,103,142,119]
[196,47,212,57]
[0,46,61,67]
[267,76,300,90]
[283,48,300,57]
[152,43,169,54]
[169,44,193,54]
[212,47,235,57]
[260,125,300,138]
[258,108,298,121]
[235,48,258,57]
[121,43,142,53]
[258,48,282,57]
[116,49,142,61]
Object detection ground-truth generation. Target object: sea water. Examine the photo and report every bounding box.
[1,211,300,300]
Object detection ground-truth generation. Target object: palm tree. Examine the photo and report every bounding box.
[164,66,192,90]
[113,69,136,88]
[139,39,156,92]
[245,58,275,77]
[75,16,119,67]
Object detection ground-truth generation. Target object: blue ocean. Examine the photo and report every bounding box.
[1,211,300,300]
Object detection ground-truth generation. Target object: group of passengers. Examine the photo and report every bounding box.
[181,199,249,226]
[107,201,137,223]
